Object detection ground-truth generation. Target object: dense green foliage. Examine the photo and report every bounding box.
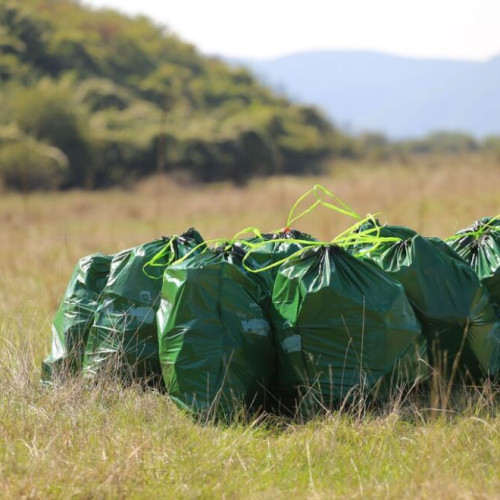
[1,0,499,191]
[0,0,334,189]
[345,131,500,162]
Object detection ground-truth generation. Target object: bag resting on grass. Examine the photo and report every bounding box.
[157,245,275,418]
[270,245,427,411]
[447,217,500,317]
[350,221,500,380]
[83,228,204,384]
[42,253,113,382]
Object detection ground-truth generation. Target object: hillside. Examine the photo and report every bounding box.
[0,0,334,190]
[238,51,500,138]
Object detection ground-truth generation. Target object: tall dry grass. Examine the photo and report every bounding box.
[1,155,500,497]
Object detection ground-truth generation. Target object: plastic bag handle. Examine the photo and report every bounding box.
[446,214,500,242]
[286,184,362,228]
[142,236,179,279]
[241,225,401,274]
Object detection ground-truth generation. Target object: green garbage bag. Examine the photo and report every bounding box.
[84,228,204,385]
[271,244,426,411]
[42,253,113,382]
[350,220,500,380]
[157,244,275,418]
[447,217,500,316]
[237,228,317,279]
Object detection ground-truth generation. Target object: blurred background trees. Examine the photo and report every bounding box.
[0,0,336,190]
[0,0,498,191]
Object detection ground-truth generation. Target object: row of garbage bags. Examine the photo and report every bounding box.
[42,188,500,417]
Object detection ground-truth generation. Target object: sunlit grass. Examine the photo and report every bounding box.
[1,155,500,497]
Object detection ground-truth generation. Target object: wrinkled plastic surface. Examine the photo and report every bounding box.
[84,228,204,384]
[238,228,317,278]
[271,245,426,410]
[352,222,500,379]
[42,253,113,381]
[448,217,500,316]
[157,246,275,417]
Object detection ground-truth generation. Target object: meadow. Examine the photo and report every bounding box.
[1,155,500,498]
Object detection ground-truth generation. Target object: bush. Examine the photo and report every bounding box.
[11,78,91,187]
[76,78,133,112]
[0,140,68,191]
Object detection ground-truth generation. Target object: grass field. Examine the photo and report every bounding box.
[1,155,500,498]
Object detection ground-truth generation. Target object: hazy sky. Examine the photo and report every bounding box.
[82,0,500,61]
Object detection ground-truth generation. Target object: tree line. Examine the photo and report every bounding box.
[0,0,335,190]
[0,0,498,191]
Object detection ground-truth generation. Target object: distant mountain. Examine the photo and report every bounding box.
[229,51,500,138]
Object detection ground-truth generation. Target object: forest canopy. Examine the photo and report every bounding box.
[0,0,335,190]
[1,0,498,191]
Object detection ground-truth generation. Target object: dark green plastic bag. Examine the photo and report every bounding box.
[157,245,275,418]
[84,228,204,385]
[42,253,113,382]
[447,217,500,316]
[237,228,317,278]
[350,221,500,380]
[271,245,426,411]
